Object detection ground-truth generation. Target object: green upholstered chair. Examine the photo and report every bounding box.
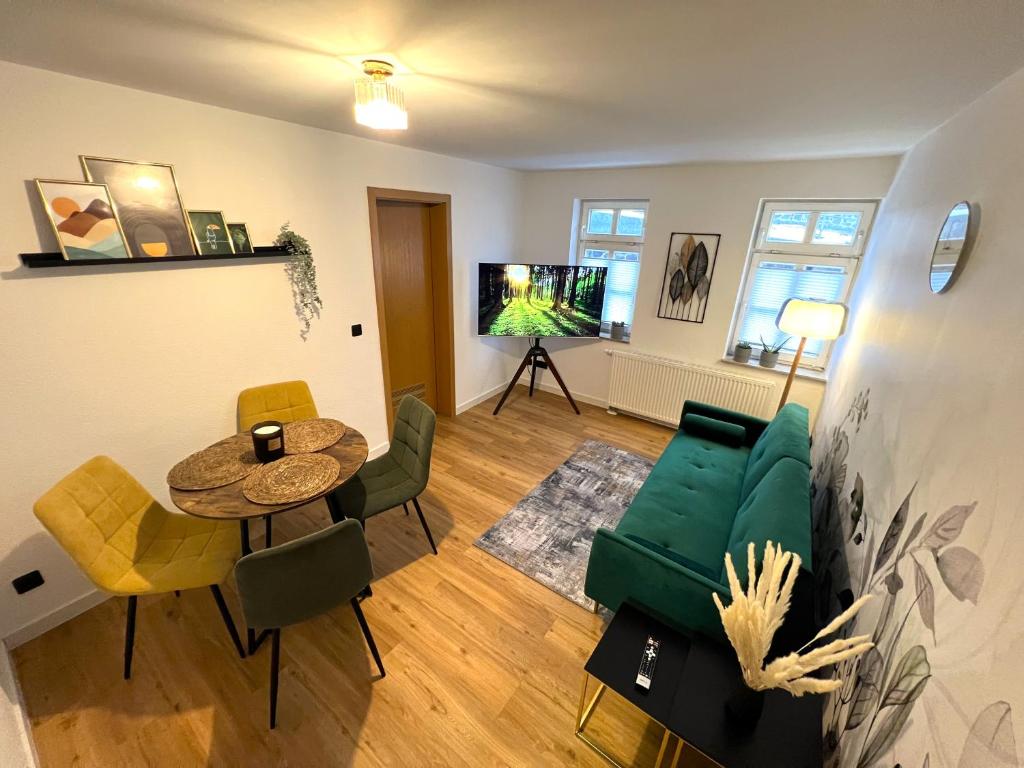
[234,519,384,729]
[329,395,438,556]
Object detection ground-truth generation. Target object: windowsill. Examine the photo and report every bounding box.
[720,355,828,383]
[599,323,631,344]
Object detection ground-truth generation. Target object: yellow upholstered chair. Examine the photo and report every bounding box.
[237,380,319,432]
[34,456,246,679]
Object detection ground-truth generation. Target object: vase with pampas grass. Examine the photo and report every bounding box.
[713,541,874,725]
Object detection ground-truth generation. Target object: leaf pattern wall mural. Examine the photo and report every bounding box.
[809,65,1024,768]
[812,390,1019,768]
[656,231,720,322]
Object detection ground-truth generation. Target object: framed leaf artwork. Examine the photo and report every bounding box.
[656,232,721,323]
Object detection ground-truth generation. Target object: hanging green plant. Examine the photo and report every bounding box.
[275,222,322,338]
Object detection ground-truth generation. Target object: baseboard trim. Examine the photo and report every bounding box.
[6,589,110,650]
[455,382,508,414]
[0,640,39,767]
[455,380,608,415]
[523,380,607,409]
[367,441,389,460]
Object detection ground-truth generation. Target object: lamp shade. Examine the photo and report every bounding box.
[354,60,408,130]
[776,298,848,340]
[354,79,408,130]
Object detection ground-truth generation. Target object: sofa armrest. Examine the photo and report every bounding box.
[681,400,770,446]
[585,528,729,639]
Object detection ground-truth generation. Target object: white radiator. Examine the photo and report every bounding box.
[607,350,775,425]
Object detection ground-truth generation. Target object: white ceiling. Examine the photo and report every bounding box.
[2,0,1023,170]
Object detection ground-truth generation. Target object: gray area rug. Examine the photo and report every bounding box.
[475,440,654,608]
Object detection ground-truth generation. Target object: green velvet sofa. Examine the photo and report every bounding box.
[584,400,813,641]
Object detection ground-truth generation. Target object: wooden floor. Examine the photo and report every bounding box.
[14,390,711,767]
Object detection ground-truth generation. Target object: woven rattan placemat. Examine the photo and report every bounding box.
[283,418,346,454]
[241,453,341,505]
[167,434,260,491]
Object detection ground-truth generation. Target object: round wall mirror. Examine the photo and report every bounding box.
[930,201,971,293]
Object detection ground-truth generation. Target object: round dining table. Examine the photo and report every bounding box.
[169,423,368,651]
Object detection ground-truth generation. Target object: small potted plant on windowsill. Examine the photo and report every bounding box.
[758,335,790,368]
[733,341,752,364]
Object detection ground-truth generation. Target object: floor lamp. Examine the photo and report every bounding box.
[775,298,848,412]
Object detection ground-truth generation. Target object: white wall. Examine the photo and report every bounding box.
[516,157,900,425]
[0,61,523,643]
[813,67,1024,766]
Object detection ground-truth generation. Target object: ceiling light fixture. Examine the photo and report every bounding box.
[354,60,408,130]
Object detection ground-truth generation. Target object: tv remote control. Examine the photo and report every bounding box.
[636,635,660,691]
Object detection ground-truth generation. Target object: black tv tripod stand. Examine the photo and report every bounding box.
[492,337,580,416]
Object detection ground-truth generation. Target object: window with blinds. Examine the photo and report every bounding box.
[729,199,878,370]
[581,249,641,326]
[575,200,648,339]
[737,261,849,360]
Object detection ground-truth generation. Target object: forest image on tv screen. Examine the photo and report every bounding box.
[478,263,607,337]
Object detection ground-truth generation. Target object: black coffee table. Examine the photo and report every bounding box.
[576,603,822,768]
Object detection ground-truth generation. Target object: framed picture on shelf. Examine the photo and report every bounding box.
[656,232,721,323]
[80,156,195,259]
[35,179,131,261]
[188,210,235,255]
[227,222,253,254]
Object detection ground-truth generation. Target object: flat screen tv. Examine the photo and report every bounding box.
[478,263,607,338]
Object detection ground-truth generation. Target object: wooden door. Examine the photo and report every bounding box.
[376,200,438,413]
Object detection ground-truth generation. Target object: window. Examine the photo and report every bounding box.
[754,201,874,257]
[729,200,878,370]
[574,200,648,339]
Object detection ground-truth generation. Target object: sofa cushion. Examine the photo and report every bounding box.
[725,457,812,584]
[616,430,748,576]
[681,401,769,447]
[740,403,810,501]
[681,413,746,447]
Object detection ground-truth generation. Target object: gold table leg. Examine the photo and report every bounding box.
[669,736,684,768]
[576,672,589,729]
[575,669,723,768]
[577,670,676,768]
[655,729,671,766]
[576,673,607,732]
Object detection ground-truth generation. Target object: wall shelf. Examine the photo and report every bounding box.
[19,245,291,269]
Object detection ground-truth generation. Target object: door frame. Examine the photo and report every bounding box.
[366,187,456,433]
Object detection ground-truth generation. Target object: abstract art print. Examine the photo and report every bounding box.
[80,156,195,259]
[227,222,253,254]
[188,210,234,255]
[35,179,130,261]
[656,232,721,323]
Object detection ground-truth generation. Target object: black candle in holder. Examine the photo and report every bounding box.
[251,420,285,463]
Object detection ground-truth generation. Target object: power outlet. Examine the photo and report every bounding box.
[12,570,44,594]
